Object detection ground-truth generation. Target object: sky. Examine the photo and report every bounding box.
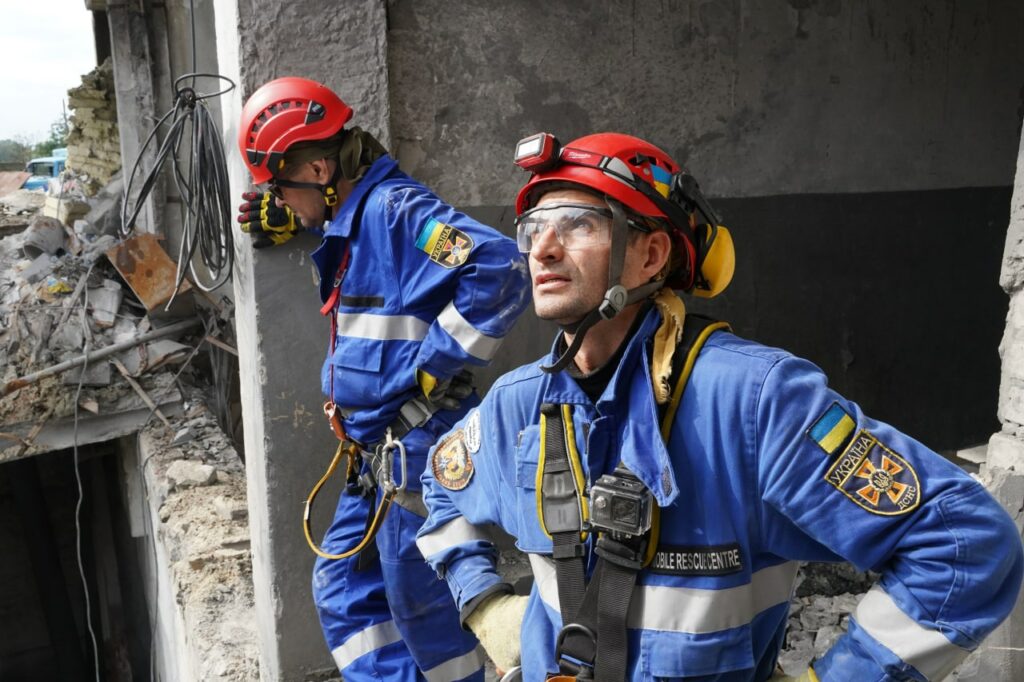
[0,2,97,143]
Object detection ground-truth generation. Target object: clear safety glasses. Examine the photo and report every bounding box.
[514,203,649,253]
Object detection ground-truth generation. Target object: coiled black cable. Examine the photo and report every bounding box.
[120,72,236,297]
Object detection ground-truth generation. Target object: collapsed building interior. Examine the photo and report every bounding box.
[1,1,1023,680]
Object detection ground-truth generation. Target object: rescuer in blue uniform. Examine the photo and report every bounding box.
[417,132,1023,681]
[236,77,530,681]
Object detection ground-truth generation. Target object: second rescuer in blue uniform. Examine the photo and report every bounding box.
[417,132,1023,681]
[237,77,530,681]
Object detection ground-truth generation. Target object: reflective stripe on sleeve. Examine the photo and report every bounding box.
[437,302,503,361]
[855,584,970,680]
[416,517,492,558]
[337,312,429,341]
[423,645,486,682]
[331,620,403,671]
[529,554,798,634]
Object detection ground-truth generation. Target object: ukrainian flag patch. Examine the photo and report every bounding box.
[415,218,473,269]
[650,163,672,199]
[807,402,856,456]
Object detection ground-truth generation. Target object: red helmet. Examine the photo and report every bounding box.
[238,77,353,184]
[515,133,681,221]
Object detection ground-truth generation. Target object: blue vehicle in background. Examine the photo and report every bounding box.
[22,147,67,190]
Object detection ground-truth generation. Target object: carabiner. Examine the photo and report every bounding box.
[376,428,408,495]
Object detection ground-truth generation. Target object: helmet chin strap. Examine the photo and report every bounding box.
[541,200,664,374]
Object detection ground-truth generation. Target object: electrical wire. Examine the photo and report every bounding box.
[71,262,102,682]
[119,72,235,301]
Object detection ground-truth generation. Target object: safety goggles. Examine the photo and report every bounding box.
[266,175,313,200]
[514,203,649,253]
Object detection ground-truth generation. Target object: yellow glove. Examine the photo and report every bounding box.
[416,368,475,410]
[770,667,820,682]
[237,191,303,248]
[464,592,529,673]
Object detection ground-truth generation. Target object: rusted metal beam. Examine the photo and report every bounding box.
[1,318,201,397]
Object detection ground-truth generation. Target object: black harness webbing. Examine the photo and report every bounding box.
[540,403,589,624]
[551,313,731,681]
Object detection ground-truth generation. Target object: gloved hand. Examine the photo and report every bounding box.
[416,368,475,410]
[237,191,303,248]
[770,667,819,682]
[464,592,529,674]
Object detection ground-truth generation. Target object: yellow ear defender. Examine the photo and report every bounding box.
[692,223,735,299]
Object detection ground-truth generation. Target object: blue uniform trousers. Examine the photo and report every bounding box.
[313,452,483,681]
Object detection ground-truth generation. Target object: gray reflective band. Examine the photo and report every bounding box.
[416,517,492,558]
[855,584,970,680]
[336,312,429,341]
[331,620,402,670]
[437,302,503,361]
[423,645,486,682]
[529,554,798,634]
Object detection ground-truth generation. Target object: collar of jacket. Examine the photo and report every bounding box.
[541,305,680,507]
[322,155,400,239]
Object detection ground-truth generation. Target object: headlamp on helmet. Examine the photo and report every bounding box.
[514,132,560,173]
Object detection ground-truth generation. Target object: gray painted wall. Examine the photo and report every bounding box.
[216,0,1024,678]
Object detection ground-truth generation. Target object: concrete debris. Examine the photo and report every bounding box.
[21,215,67,258]
[0,190,46,215]
[87,278,123,328]
[166,459,217,488]
[62,360,112,388]
[21,253,58,284]
[42,195,90,227]
[138,402,258,680]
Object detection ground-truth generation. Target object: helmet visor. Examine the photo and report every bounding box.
[515,203,650,253]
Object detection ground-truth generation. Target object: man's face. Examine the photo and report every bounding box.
[527,188,614,326]
[270,161,327,227]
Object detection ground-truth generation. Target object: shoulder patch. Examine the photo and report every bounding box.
[415,217,474,268]
[807,402,856,456]
[464,409,481,454]
[432,429,475,491]
[824,430,921,515]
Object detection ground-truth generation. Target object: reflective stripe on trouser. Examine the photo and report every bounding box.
[313,474,484,681]
[529,554,799,633]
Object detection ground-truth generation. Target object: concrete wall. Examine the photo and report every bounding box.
[217,1,391,678]
[210,1,1024,679]
[390,0,1024,451]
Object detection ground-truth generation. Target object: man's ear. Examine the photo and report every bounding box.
[309,158,334,183]
[642,230,672,280]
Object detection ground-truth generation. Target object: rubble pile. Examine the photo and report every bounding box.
[0,179,201,462]
[777,563,875,674]
[140,400,258,681]
[67,58,121,195]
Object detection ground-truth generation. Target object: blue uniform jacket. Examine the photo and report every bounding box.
[418,303,1023,681]
[310,156,530,451]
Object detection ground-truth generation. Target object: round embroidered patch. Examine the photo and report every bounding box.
[464,409,481,454]
[432,429,474,491]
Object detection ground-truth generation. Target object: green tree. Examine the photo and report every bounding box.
[30,116,70,158]
[0,137,32,165]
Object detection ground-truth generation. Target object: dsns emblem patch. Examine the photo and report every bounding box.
[825,430,920,515]
[432,429,474,491]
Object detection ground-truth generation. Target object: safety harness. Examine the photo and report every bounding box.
[302,208,445,561]
[541,313,730,681]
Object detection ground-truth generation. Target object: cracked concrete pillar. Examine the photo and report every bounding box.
[214,1,389,679]
[955,128,1024,681]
